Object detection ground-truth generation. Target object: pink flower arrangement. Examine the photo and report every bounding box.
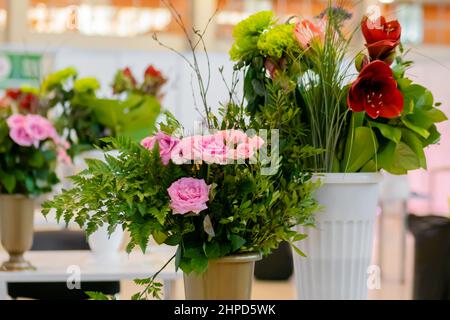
[294,18,325,49]
[170,130,265,165]
[141,131,180,165]
[6,114,71,164]
[167,177,211,215]
[217,129,265,160]
[142,130,265,166]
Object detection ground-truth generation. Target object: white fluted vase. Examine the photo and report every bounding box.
[294,173,382,300]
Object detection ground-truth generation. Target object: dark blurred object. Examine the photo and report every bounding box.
[254,241,293,281]
[408,214,450,300]
[8,230,120,300]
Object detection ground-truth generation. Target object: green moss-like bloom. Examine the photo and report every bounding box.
[74,77,100,93]
[41,67,78,93]
[20,85,39,95]
[257,23,299,59]
[229,11,275,62]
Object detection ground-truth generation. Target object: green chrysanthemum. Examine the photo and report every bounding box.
[41,67,77,93]
[74,77,100,93]
[229,11,275,62]
[257,23,299,59]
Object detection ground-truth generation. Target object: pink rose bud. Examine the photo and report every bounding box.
[141,131,180,166]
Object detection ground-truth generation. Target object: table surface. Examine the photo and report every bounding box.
[0,249,181,282]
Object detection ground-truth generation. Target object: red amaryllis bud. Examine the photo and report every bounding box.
[355,53,369,72]
[264,58,278,79]
[144,65,162,78]
[19,92,39,112]
[361,16,401,64]
[123,67,137,86]
[5,88,21,100]
[347,60,404,119]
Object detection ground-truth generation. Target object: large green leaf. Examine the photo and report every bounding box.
[28,151,45,168]
[377,141,420,175]
[424,108,448,123]
[403,84,433,110]
[370,122,402,143]
[230,234,246,252]
[0,172,16,193]
[424,125,441,146]
[78,94,161,141]
[401,117,430,139]
[203,241,221,259]
[341,126,378,173]
[0,119,9,144]
[401,129,427,169]
[360,159,377,172]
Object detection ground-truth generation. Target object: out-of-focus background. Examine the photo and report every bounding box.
[1,0,450,300]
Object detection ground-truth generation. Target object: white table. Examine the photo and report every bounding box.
[0,250,182,300]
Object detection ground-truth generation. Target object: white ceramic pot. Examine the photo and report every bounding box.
[293,173,382,300]
[74,150,124,260]
[88,224,124,261]
[74,149,108,173]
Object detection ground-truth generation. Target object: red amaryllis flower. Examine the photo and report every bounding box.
[361,16,401,64]
[347,60,403,119]
[144,65,162,78]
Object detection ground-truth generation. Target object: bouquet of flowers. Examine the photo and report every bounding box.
[0,107,69,195]
[230,8,446,174]
[42,5,320,298]
[39,65,165,156]
[43,110,318,298]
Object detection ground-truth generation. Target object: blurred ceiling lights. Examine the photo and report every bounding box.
[217,0,272,26]
[379,0,395,4]
[28,3,172,36]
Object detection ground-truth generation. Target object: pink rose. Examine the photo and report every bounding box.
[167,177,210,215]
[24,115,53,142]
[294,18,325,49]
[6,114,26,128]
[9,126,34,147]
[141,131,180,165]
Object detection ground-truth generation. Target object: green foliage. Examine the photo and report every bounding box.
[86,291,116,300]
[229,11,275,63]
[132,278,163,300]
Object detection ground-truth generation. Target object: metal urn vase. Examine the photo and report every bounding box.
[184,253,261,300]
[0,195,36,271]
